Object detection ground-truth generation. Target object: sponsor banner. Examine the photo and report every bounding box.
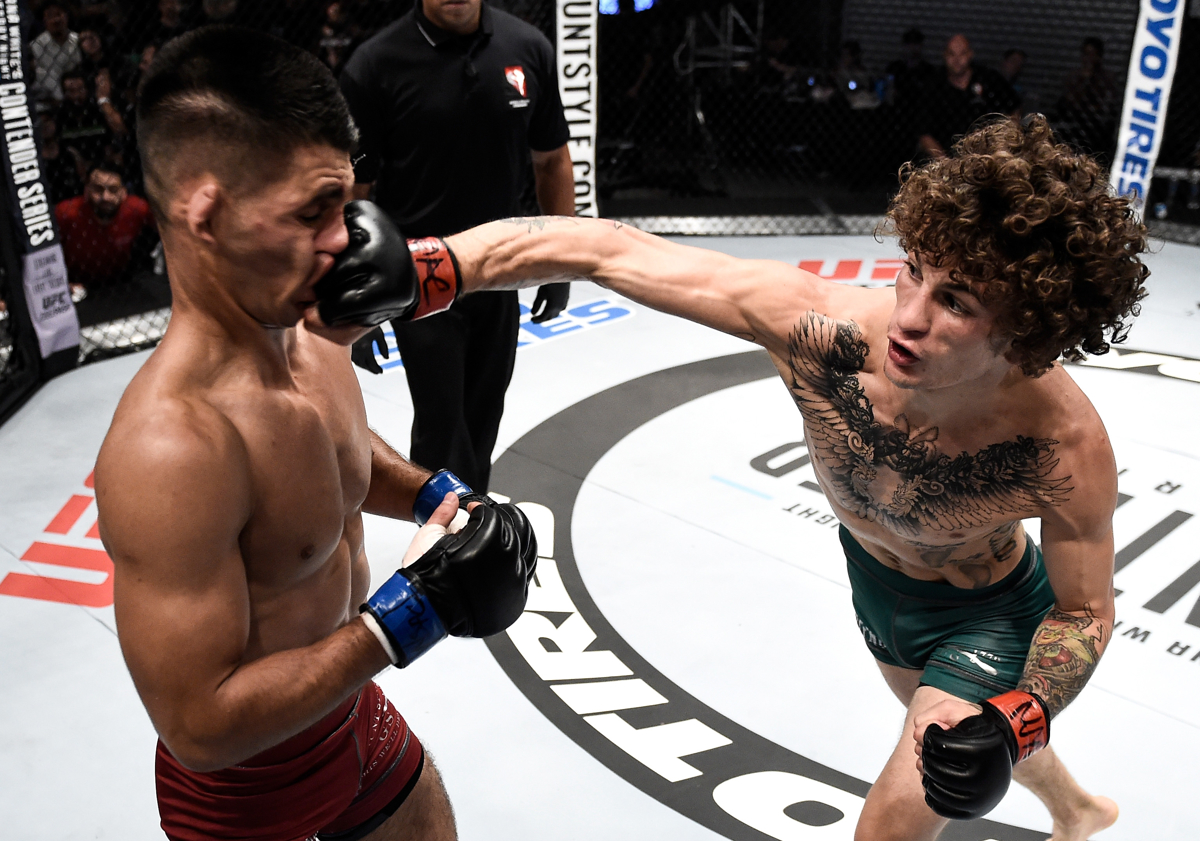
[22,244,78,356]
[0,0,79,359]
[365,296,633,372]
[1110,0,1184,215]
[556,0,597,217]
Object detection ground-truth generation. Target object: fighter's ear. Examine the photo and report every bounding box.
[181,179,220,245]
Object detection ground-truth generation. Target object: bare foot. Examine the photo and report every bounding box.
[1049,796,1118,841]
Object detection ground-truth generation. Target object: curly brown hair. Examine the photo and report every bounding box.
[884,114,1149,376]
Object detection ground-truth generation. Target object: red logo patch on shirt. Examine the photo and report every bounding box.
[504,65,527,97]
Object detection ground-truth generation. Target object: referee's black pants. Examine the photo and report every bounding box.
[392,290,519,492]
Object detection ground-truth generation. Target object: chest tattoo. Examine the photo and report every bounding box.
[784,312,1072,538]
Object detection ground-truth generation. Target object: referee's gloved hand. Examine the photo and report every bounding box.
[350,325,389,374]
[530,282,570,323]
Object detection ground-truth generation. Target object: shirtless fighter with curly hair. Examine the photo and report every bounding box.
[423,114,1148,839]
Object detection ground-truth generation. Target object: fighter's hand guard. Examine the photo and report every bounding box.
[921,690,1050,820]
[315,200,460,328]
[361,503,537,667]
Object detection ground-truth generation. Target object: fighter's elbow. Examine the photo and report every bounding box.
[158,718,249,773]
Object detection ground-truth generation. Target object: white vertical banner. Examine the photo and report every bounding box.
[556,0,598,218]
[22,245,79,358]
[1110,0,1184,216]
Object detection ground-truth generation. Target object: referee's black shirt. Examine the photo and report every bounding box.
[339,2,570,239]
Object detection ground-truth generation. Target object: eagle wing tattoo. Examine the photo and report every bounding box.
[784,312,1072,536]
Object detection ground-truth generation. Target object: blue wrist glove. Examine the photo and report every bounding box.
[413,469,476,525]
[362,502,538,667]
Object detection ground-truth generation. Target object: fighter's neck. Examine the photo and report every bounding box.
[165,281,300,387]
[881,365,1028,433]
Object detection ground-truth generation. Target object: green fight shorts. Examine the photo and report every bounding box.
[842,525,1056,704]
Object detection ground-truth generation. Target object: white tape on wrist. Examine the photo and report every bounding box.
[361,612,400,665]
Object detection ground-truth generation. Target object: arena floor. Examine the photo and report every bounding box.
[2,233,1198,841]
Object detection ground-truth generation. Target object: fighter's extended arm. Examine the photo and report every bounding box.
[447,215,852,359]
[362,428,432,521]
[97,406,392,772]
[1018,448,1117,717]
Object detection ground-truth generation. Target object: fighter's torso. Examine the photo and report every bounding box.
[772,309,1079,589]
[129,325,373,659]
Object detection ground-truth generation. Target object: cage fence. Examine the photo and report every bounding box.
[4,0,1197,383]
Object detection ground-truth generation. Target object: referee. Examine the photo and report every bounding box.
[340,0,574,491]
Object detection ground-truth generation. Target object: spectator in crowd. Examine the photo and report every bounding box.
[834,39,877,109]
[1055,36,1118,157]
[916,33,1019,160]
[78,27,116,88]
[255,0,327,53]
[55,163,156,299]
[114,41,160,196]
[58,68,126,171]
[1000,47,1029,111]
[318,1,356,75]
[30,1,81,111]
[128,0,190,52]
[38,110,85,205]
[198,0,247,27]
[1000,47,1026,88]
[759,30,801,90]
[340,0,574,491]
[885,27,936,107]
[75,0,114,32]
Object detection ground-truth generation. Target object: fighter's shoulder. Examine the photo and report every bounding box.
[99,378,250,505]
[1025,367,1116,512]
[771,283,893,349]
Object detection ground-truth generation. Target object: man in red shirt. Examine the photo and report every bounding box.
[56,163,156,294]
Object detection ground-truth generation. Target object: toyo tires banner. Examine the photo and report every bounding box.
[1110,0,1184,216]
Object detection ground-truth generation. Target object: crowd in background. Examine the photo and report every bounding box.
[23,0,422,324]
[10,0,1196,326]
[596,0,1137,203]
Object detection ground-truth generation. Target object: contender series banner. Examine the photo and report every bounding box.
[1110,0,1184,216]
[556,0,597,218]
[0,0,78,358]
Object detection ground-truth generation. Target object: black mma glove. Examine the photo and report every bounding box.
[350,325,389,374]
[530,282,570,323]
[361,503,538,667]
[314,200,460,328]
[922,690,1050,820]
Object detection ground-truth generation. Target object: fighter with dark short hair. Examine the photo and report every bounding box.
[415,115,1146,839]
[96,27,536,841]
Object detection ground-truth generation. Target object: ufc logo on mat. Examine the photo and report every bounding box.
[0,472,114,607]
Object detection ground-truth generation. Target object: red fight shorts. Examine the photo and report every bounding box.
[156,681,424,841]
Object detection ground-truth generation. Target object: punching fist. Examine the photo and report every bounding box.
[921,690,1050,820]
[314,200,460,328]
[361,497,537,667]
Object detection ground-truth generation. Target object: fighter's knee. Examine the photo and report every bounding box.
[854,815,906,841]
[854,798,919,841]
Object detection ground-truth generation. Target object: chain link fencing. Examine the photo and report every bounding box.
[4,0,1196,387]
